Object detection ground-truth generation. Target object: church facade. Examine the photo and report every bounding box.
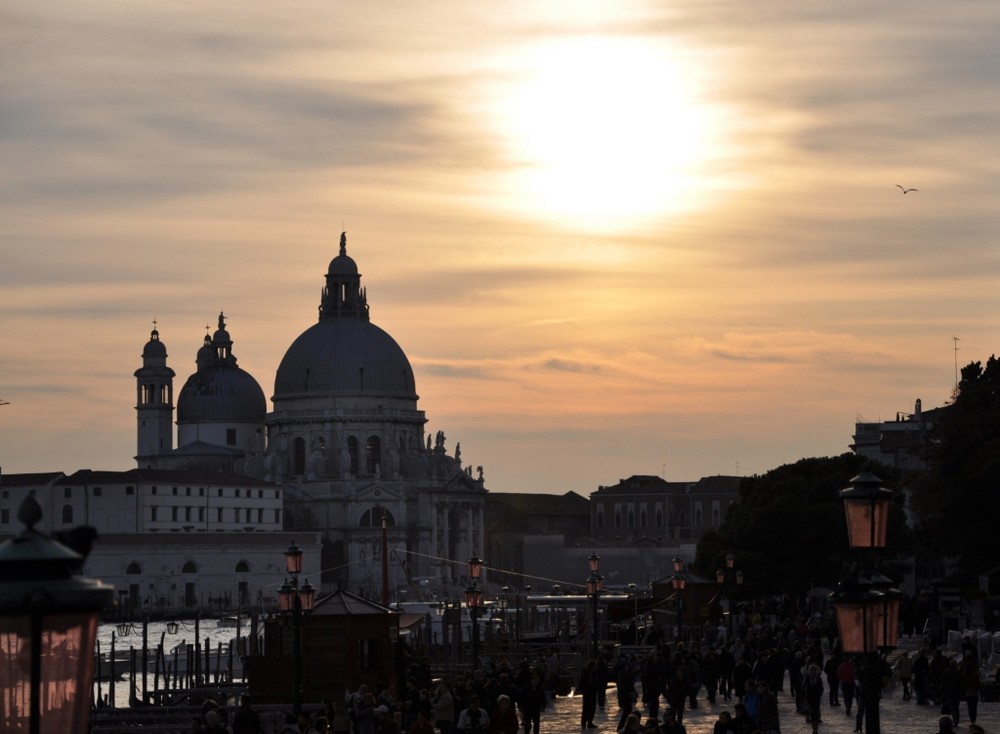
[137,233,487,599]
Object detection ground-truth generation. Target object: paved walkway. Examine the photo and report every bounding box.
[542,685,998,733]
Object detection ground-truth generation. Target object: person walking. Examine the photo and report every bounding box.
[231,695,262,734]
[432,683,455,734]
[895,652,913,702]
[803,663,824,734]
[517,671,546,734]
[836,657,856,717]
[456,695,489,734]
[577,660,599,729]
[961,655,982,726]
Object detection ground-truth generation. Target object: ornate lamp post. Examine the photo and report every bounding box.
[465,557,483,670]
[627,583,639,644]
[0,495,113,734]
[830,473,898,734]
[715,553,745,638]
[585,553,604,659]
[278,542,316,718]
[671,557,686,642]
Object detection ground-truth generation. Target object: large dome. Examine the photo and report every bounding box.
[274,320,416,399]
[178,366,267,422]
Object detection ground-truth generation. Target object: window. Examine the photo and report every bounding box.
[615,510,622,528]
[151,506,158,521]
[275,509,281,524]
[199,487,205,496]
[627,510,635,528]
[1,509,9,524]
[185,507,192,521]
[93,487,102,497]
[596,509,604,529]
[2,490,8,499]
[258,490,263,498]
[198,507,204,521]
[152,486,158,495]
[257,508,263,523]
[172,487,178,496]
[656,509,663,527]
[171,507,178,521]
[347,437,359,475]
[235,561,250,573]
[186,487,191,496]
[226,428,236,446]
[359,507,395,527]
[64,487,72,498]
[217,508,223,522]
[62,505,73,523]
[640,510,647,528]
[126,562,143,575]
[217,488,223,497]
[182,561,198,574]
[293,437,306,474]
[365,436,381,476]
[235,489,241,498]
[126,486,134,495]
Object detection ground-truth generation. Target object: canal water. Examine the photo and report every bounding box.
[94,618,247,708]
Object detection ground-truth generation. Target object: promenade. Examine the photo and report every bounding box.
[542,684,998,733]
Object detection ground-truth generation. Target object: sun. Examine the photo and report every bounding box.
[488,36,723,232]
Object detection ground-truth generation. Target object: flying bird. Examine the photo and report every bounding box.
[896,185,918,194]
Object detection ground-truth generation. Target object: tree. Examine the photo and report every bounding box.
[912,356,1000,570]
[695,453,905,596]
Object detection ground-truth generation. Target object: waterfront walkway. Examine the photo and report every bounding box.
[542,685,999,733]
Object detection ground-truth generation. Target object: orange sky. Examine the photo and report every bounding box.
[2,1,999,493]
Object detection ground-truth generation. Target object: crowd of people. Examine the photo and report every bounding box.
[189,611,996,734]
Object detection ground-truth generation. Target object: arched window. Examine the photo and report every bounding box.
[656,509,663,527]
[694,508,703,526]
[347,437,359,475]
[365,436,381,476]
[126,562,143,575]
[596,509,604,528]
[359,507,395,527]
[182,561,198,574]
[615,510,622,528]
[293,437,306,475]
[640,510,647,527]
[62,504,73,523]
[627,510,635,528]
[712,508,721,527]
[235,561,250,573]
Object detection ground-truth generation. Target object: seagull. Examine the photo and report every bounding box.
[896,185,918,194]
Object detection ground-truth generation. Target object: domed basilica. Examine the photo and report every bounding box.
[136,233,487,596]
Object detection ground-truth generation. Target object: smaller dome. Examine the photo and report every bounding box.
[142,329,167,358]
[328,253,358,275]
[177,366,266,423]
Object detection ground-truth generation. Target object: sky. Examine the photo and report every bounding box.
[2,1,999,495]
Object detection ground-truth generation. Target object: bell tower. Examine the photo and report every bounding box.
[134,322,175,468]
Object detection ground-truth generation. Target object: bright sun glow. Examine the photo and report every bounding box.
[489,36,722,232]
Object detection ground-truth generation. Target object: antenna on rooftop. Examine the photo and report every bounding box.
[953,336,960,393]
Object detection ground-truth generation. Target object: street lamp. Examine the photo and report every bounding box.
[279,542,316,718]
[0,495,113,734]
[715,554,746,639]
[465,557,483,670]
[830,473,899,734]
[586,553,604,659]
[671,557,686,643]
